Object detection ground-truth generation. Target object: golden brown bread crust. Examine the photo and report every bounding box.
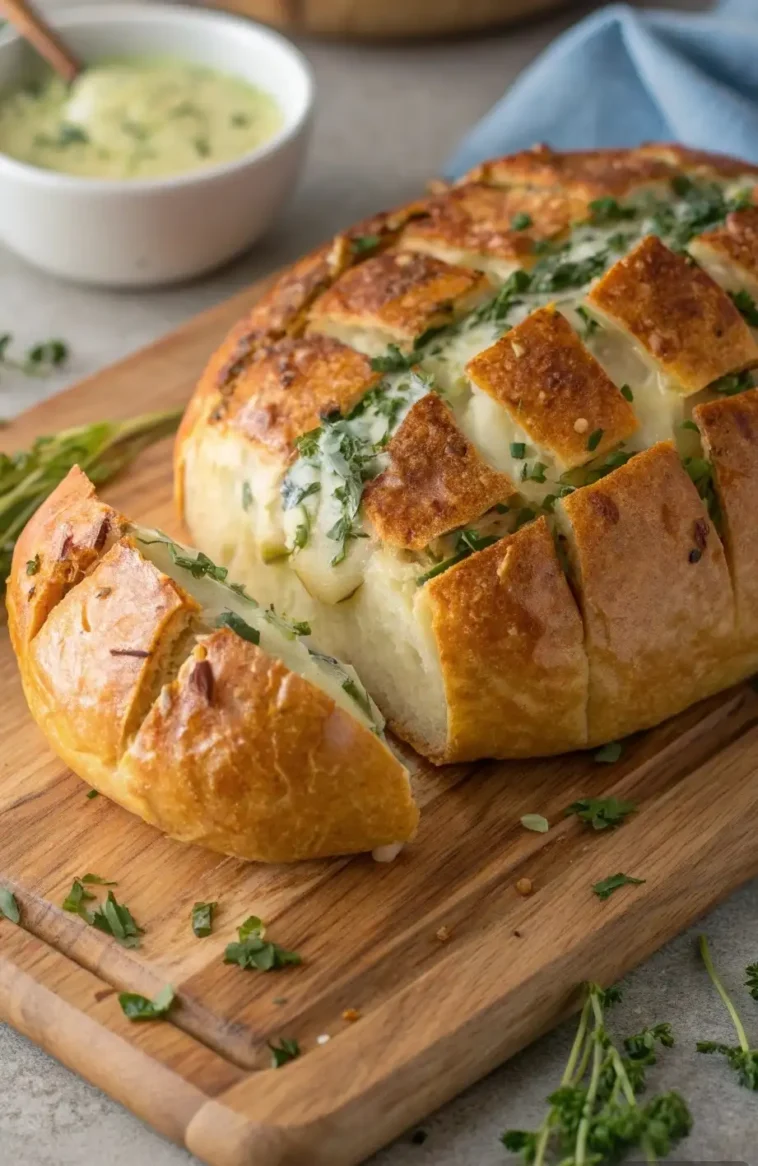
[362,393,514,549]
[399,183,587,268]
[695,390,758,650]
[8,469,418,862]
[125,628,418,862]
[423,517,588,761]
[689,207,758,299]
[307,251,491,348]
[465,305,638,469]
[176,144,758,768]
[558,443,736,744]
[223,335,380,462]
[460,143,675,199]
[587,235,758,392]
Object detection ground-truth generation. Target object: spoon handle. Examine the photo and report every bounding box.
[0,0,81,83]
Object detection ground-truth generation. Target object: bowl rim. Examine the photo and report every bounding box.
[0,1,314,195]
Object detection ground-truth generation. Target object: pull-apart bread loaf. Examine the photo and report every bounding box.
[6,468,417,861]
[177,144,758,764]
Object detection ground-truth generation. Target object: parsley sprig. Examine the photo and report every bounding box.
[697,935,758,1089]
[566,797,637,831]
[0,333,68,379]
[224,916,301,972]
[502,983,690,1164]
[0,409,182,590]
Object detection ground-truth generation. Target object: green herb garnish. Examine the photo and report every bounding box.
[169,546,228,582]
[370,344,415,373]
[269,1037,301,1067]
[521,814,549,833]
[192,901,217,938]
[281,477,320,511]
[224,916,301,972]
[502,982,690,1163]
[25,554,40,575]
[0,409,182,591]
[576,306,600,340]
[566,797,637,830]
[241,481,253,511]
[91,890,144,948]
[620,383,634,402]
[511,212,533,231]
[745,962,758,1001]
[711,370,753,396]
[216,609,260,645]
[86,789,99,800]
[594,740,623,763]
[0,888,20,923]
[697,935,758,1089]
[119,984,175,1022]
[588,196,638,225]
[416,528,499,586]
[262,606,311,639]
[593,873,646,901]
[351,233,381,256]
[509,442,526,459]
[730,289,758,327]
[586,428,603,453]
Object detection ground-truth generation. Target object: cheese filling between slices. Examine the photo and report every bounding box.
[133,527,384,734]
[268,175,758,602]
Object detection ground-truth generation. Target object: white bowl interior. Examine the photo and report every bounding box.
[0,4,312,151]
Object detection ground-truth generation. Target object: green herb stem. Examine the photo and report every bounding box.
[699,934,750,1052]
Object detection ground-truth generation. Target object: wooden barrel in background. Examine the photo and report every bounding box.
[207,0,573,40]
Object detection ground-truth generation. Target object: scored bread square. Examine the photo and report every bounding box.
[586,235,758,394]
[556,442,735,745]
[695,390,758,654]
[399,183,588,279]
[460,144,676,201]
[421,516,588,761]
[306,250,491,356]
[465,305,638,471]
[689,206,758,302]
[362,392,514,550]
[223,334,380,461]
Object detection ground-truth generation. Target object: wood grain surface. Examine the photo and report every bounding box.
[207,0,572,40]
[3,276,758,1165]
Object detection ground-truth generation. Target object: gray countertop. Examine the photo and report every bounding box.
[3,1,756,1163]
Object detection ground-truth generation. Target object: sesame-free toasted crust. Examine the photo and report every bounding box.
[399,183,588,269]
[363,393,515,549]
[689,207,758,299]
[7,469,418,863]
[461,144,676,200]
[224,335,380,461]
[695,390,758,652]
[307,251,491,348]
[466,305,638,469]
[637,143,758,181]
[558,443,736,744]
[587,235,758,393]
[423,517,588,761]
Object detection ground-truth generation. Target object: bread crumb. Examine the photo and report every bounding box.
[342,1008,361,1023]
[435,925,452,943]
[573,417,589,434]
[515,877,533,896]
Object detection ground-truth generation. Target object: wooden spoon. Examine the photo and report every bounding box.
[0,0,81,83]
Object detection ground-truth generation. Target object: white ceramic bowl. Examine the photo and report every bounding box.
[0,4,313,287]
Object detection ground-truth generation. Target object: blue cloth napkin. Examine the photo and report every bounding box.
[444,0,758,180]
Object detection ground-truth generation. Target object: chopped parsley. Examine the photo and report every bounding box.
[370,344,415,373]
[576,306,600,340]
[566,796,637,830]
[592,872,646,901]
[586,428,604,453]
[511,212,533,231]
[119,984,175,1022]
[26,554,40,575]
[620,383,634,402]
[0,888,20,924]
[281,477,320,511]
[711,370,753,396]
[594,740,623,763]
[169,546,228,582]
[224,916,301,972]
[191,901,217,938]
[216,609,260,645]
[262,606,311,639]
[269,1037,301,1067]
[351,234,381,256]
[730,289,758,327]
[587,196,638,225]
[509,442,526,459]
[91,890,144,948]
[417,528,499,586]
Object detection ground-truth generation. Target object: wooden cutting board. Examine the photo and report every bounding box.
[3,279,758,1166]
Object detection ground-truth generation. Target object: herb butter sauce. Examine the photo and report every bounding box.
[0,58,282,180]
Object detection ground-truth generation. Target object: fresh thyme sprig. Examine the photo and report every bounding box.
[502,983,690,1164]
[0,408,182,588]
[697,935,758,1089]
[0,333,68,379]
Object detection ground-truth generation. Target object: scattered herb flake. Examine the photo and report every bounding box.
[509,441,526,459]
[566,796,637,830]
[86,789,99,799]
[91,890,144,948]
[594,740,623,763]
[586,427,604,453]
[730,289,758,328]
[119,984,176,1022]
[592,872,646,901]
[521,813,549,833]
[269,1037,301,1067]
[370,344,415,373]
[192,901,217,938]
[25,554,40,575]
[620,383,634,402]
[351,234,381,256]
[511,212,533,231]
[576,305,600,340]
[0,888,20,924]
[216,609,260,645]
[224,916,301,972]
